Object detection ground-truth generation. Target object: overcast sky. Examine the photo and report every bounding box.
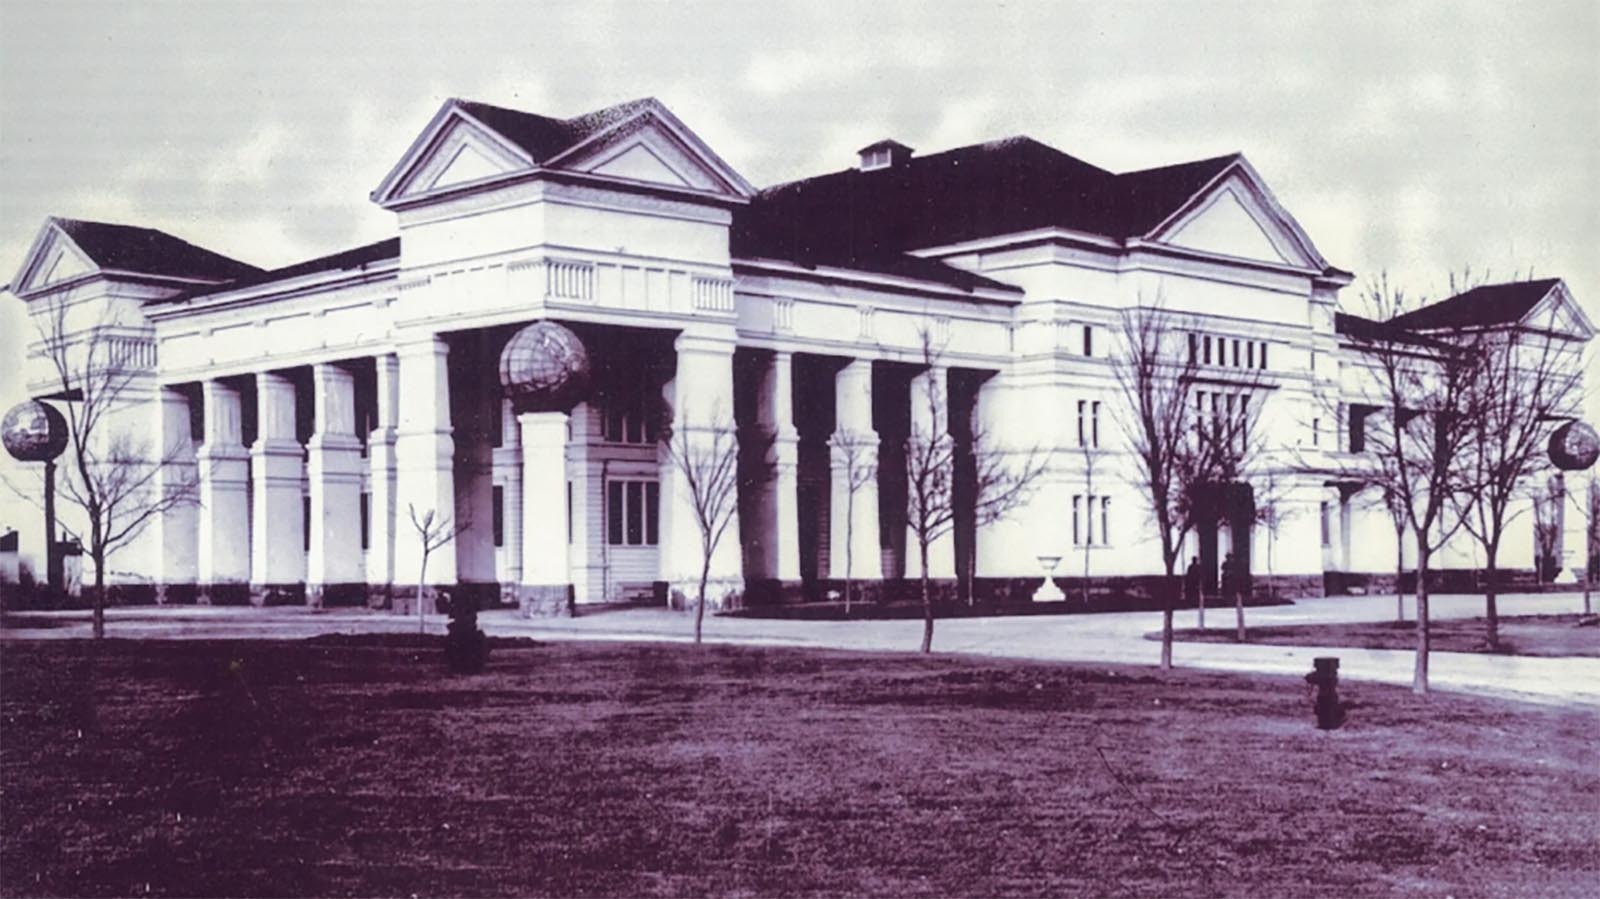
[1,0,1597,426]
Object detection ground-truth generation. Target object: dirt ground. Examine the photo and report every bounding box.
[1172,614,1600,658]
[2,638,1596,897]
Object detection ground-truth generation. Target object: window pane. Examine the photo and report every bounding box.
[1072,496,1081,545]
[626,481,643,545]
[493,485,505,548]
[608,481,624,545]
[646,482,660,545]
[360,492,370,551]
[626,411,643,444]
[1204,336,1212,365]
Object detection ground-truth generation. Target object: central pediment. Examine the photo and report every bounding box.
[371,97,754,209]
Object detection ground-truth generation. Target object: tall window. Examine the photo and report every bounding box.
[1232,339,1241,367]
[1320,501,1331,546]
[492,485,505,548]
[1189,333,1199,365]
[1203,335,1213,366]
[607,479,660,546]
[1082,324,1094,357]
[603,398,658,445]
[1072,495,1081,545]
[1091,401,1101,448]
[360,492,370,551]
[1077,400,1087,446]
[1100,497,1110,545]
[1312,417,1321,447]
[1259,342,1269,369]
[1246,342,1255,369]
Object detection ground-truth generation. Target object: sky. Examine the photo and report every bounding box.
[1,0,1597,479]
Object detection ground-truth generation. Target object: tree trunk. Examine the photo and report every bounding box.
[1483,542,1500,649]
[1413,549,1431,695]
[91,554,106,640]
[919,541,933,654]
[1160,566,1175,670]
[417,553,429,635]
[694,550,711,645]
[1395,528,1406,622]
[844,490,854,616]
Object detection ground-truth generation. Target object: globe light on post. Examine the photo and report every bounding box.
[2,400,70,593]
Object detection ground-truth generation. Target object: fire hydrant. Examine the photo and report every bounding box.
[1304,657,1346,730]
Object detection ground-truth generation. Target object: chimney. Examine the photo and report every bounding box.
[858,140,914,172]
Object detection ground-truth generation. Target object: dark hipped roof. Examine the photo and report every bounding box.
[54,218,262,282]
[730,138,1239,292]
[1385,279,1561,331]
[1334,312,1451,350]
[168,237,399,303]
[455,97,660,164]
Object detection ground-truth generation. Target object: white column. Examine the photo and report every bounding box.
[1557,474,1587,584]
[394,336,456,599]
[197,379,249,594]
[306,363,363,604]
[565,403,603,605]
[830,359,881,581]
[907,364,955,578]
[366,353,399,595]
[493,398,523,600]
[250,371,304,597]
[660,333,743,608]
[153,385,198,598]
[754,351,801,582]
[519,410,570,615]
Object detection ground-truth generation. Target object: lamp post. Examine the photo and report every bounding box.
[2,400,70,594]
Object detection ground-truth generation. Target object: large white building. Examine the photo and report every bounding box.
[4,97,1594,611]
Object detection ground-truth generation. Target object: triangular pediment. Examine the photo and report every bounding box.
[10,221,101,297]
[1148,161,1328,271]
[1524,281,1595,340]
[543,104,755,200]
[372,105,536,207]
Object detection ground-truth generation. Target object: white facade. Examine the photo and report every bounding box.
[4,97,1594,610]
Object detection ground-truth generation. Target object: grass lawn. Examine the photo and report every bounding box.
[1172,614,1600,657]
[2,639,1597,898]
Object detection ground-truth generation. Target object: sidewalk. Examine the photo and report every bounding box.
[4,593,1596,708]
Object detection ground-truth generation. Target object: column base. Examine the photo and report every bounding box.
[517,584,574,618]
[666,577,743,612]
[250,583,307,607]
[305,583,370,608]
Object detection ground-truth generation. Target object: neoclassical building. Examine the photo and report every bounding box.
[4,97,1594,611]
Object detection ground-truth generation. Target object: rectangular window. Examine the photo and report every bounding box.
[626,481,643,545]
[1077,400,1087,446]
[1101,497,1110,545]
[1072,495,1082,546]
[490,403,504,448]
[608,478,660,546]
[492,485,505,548]
[645,482,660,545]
[1232,339,1241,367]
[1312,418,1321,447]
[303,495,312,551]
[1321,501,1331,546]
[607,481,624,545]
[1091,401,1101,448]
[359,492,370,551]
[1259,342,1268,369]
[1203,336,1213,365]
[1084,494,1094,545]
[1189,333,1199,365]
[567,482,573,545]
[1082,325,1094,357]
[1246,342,1255,368]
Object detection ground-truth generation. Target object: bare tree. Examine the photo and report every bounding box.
[1342,274,1486,694]
[1455,325,1581,648]
[25,294,198,638]
[1532,476,1563,586]
[407,502,460,634]
[904,332,1046,653]
[664,408,746,645]
[1110,303,1205,669]
[831,429,877,615]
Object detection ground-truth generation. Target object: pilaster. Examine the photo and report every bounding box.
[366,353,399,597]
[393,336,456,605]
[153,385,198,599]
[197,379,249,598]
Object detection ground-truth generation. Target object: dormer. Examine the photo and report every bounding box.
[858,140,913,172]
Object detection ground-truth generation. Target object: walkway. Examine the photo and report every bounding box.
[4,592,1596,708]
